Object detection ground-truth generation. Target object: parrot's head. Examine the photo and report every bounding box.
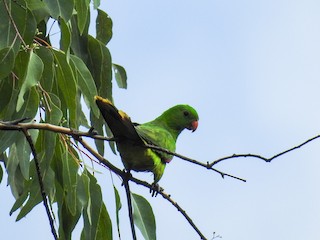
[159,104,199,135]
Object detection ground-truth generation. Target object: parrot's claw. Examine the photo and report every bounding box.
[121,170,132,186]
[150,183,163,197]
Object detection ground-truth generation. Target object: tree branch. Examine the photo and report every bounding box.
[208,135,320,167]
[144,144,246,182]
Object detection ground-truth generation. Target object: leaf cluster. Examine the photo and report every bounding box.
[0,0,153,239]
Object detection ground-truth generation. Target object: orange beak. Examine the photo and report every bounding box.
[188,120,198,132]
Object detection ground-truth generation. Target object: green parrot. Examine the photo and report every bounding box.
[95,96,199,187]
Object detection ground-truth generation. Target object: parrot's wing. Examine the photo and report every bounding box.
[135,124,176,162]
[95,96,144,144]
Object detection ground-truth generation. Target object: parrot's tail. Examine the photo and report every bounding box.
[95,96,142,143]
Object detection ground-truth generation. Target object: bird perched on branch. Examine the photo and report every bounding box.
[95,96,199,193]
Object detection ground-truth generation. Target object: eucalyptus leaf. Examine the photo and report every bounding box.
[16,51,44,112]
[132,193,156,240]
[113,64,127,89]
[0,47,15,79]
[75,0,90,34]
[43,0,74,21]
[96,9,113,45]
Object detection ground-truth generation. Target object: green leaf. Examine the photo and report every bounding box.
[75,0,90,34]
[77,172,90,208]
[70,16,89,61]
[16,175,42,221]
[70,54,99,118]
[10,190,29,215]
[87,35,112,99]
[62,150,79,216]
[14,84,40,120]
[36,47,55,91]
[0,0,37,53]
[26,0,50,23]
[113,64,127,89]
[96,9,113,45]
[90,112,105,156]
[52,49,77,127]
[82,171,112,240]
[0,75,14,119]
[16,129,39,180]
[60,18,72,55]
[132,193,156,240]
[43,0,74,21]
[16,50,44,111]
[93,0,101,9]
[113,185,122,239]
[0,47,15,79]
[0,162,3,184]
[7,140,25,198]
[58,197,82,240]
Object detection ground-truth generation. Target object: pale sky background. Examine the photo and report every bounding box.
[1,0,320,240]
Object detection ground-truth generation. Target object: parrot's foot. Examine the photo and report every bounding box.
[121,170,132,186]
[150,183,163,197]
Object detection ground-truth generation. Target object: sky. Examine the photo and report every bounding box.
[1,0,320,239]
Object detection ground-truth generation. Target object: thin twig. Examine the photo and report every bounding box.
[21,128,58,240]
[0,122,114,141]
[159,191,208,240]
[209,135,320,167]
[3,0,27,47]
[144,144,246,182]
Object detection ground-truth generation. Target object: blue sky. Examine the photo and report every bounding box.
[1,0,320,239]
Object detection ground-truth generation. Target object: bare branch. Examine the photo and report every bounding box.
[144,144,246,182]
[209,135,320,167]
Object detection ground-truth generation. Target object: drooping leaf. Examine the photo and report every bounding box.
[58,196,82,240]
[14,86,40,120]
[15,179,42,221]
[82,171,112,240]
[70,16,90,62]
[26,0,50,23]
[16,129,39,180]
[87,35,112,99]
[36,47,55,91]
[93,0,101,9]
[62,149,79,216]
[70,54,99,118]
[60,18,72,56]
[113,185,122,239]
[0,47,15,79]
[75,0,90,34]
[16,51,44,111]
[113,64,127,89]
[0,162,3,184]
[42,0,74,21]
[52,49,77,128]
[132,193,156,240]
[96,9,113,45]
[0,75,14,119]
[7,143,23,197]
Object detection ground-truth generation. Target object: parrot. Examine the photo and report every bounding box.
[95,96,199,192]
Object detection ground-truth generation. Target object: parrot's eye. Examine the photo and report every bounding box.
[183,111,189,117]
